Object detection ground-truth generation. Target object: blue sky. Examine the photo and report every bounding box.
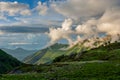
[3,0,50,8]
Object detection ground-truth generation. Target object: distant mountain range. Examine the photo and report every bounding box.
[2,48,37,61]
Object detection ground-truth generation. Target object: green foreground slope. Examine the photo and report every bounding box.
[0,61,120,80]
[0,49,22,74]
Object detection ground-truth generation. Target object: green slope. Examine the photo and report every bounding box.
[24,42,120,65]
[23,43,68,64]
[1,61,120,80]
[0,49,22,74]
[53,42,120,62]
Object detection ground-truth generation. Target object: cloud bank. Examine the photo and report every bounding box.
[48,0,120,47]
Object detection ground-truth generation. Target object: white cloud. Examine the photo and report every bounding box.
[9,42,39,45]
[20,9,31,16]
[52,0,120,20]
[97,7,120,41]
[35,1,48,15]
[0,1,64,27]
[48,18,73,45]
[0,1,31,17]
[0,13,7,21]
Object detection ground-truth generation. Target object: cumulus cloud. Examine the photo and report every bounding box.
[48,18,73,45]
[76,19,98,37]
[35,1,48,15]
[0,1,31,17]
[97,7,120,42]
[0,1,64,27]
[52,0,120,20]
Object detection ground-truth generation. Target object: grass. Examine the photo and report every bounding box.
[35,50,66,64]
[0,61,120,80]
[24,43,68,64]
[53,42,120,62]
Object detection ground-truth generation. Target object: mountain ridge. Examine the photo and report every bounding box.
[23,43,68,64]
[2,48,37,61]
[24,40,120,65]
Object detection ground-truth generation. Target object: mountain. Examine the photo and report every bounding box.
[1,42,119,80]
[23,40,104,65]
[24,36,120,65]
[23,43,68,64]
[0,49,22,74]
[2,48,37,61]
[3,42,120,80]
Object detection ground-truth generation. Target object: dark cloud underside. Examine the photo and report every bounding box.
[0,26,49,33]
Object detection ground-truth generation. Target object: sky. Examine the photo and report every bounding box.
[0,0,66,50]
[0,0,120,50]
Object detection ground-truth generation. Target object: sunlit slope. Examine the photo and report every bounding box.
[24,41,120,64]
[53,42,120,62]
[23,43,68,64]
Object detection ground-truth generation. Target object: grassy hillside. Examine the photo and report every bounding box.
[0,49,22,74]
[0,61,120,80]
[53,42,120,62]
[0,42,120,79]
[23,43,68,64]
[24,42,120,64]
